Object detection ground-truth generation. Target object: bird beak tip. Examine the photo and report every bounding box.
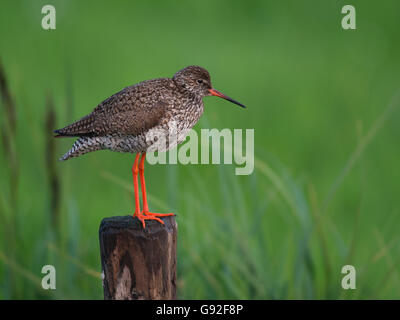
[209,88,246,109]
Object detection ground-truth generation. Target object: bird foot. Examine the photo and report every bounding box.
[133,211,175,229]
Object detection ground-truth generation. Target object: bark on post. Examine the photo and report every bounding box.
[99,215,177,300]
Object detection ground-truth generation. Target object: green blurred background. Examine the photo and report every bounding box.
[0,0,399,299]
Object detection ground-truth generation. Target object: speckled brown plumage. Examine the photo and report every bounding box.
[55,65,245,161]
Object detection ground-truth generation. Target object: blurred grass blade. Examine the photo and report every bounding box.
[47,243,101,279]
[45,95,61,231]
[323,90,400,212]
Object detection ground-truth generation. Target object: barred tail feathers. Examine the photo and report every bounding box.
[59,137,103,161]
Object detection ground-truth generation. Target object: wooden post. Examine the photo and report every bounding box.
[99,215,177,300]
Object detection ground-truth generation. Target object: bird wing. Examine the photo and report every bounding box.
[55,79,171,137]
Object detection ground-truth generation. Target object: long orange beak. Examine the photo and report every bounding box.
[209,89,246,109]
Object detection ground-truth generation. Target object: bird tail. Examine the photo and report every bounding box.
[59,137,103,161]
[54,113,96,137]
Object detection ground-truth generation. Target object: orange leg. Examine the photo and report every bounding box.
[132,153,174,228]
[139,153,174,224]
[132,153,141,217]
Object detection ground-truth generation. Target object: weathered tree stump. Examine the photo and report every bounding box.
[99,215,177,300]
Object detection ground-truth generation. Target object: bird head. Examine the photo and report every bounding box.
[173,65,246,108]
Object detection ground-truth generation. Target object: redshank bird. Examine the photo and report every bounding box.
[55,66,245,228]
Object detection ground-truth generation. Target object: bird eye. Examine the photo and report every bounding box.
[197,79,203,84]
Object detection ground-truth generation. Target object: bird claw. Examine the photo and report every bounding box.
[133,211,175,229]
[142,211,175,217]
